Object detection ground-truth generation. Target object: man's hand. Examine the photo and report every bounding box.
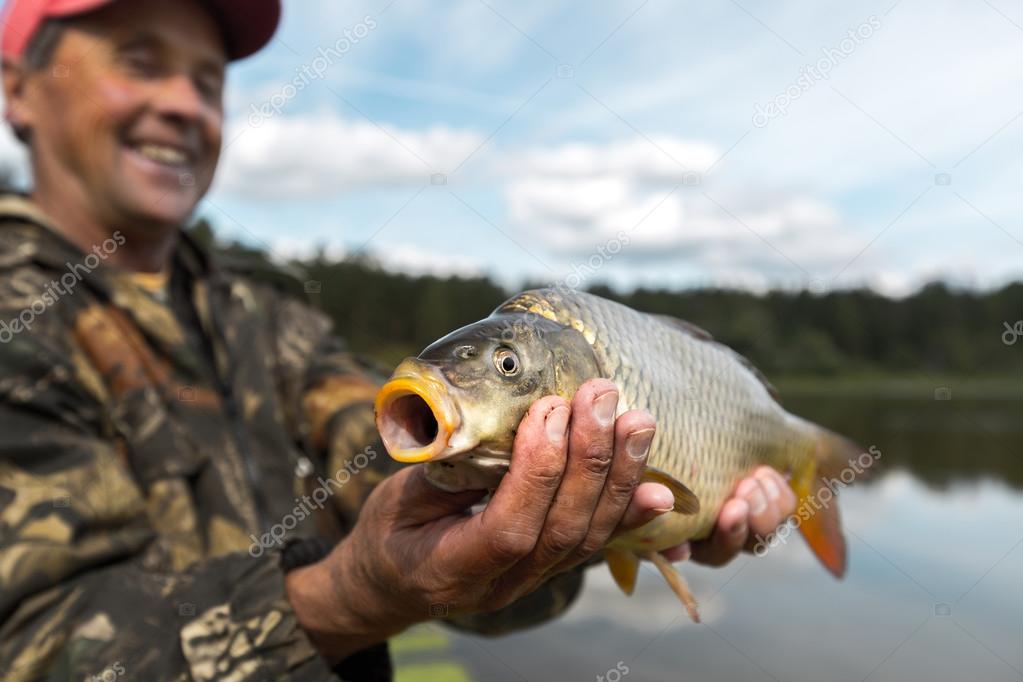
[285,378,796,661]
[287,378,660,660]
[661,466,797,565]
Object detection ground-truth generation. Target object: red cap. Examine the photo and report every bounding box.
[1,0,281,61]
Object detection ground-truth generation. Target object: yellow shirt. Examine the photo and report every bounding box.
[129,269,170,295]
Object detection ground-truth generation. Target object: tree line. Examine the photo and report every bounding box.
[192,222,1023,377]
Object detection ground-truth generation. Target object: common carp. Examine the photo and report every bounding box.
[374,288,861,620]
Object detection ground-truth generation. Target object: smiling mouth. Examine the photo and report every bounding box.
[127,141,195,169]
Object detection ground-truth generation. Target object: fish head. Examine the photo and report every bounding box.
[375,311,598,483]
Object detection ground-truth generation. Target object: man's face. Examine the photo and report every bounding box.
[14,0,227,229]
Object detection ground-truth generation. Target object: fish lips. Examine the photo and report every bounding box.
[375,361,466,463]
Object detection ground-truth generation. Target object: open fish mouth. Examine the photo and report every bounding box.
[375,362,461,463]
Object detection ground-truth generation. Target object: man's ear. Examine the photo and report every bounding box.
[2,57,32,142]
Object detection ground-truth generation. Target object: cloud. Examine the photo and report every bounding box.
[373,242,485,278]
[504,137,720,183]
[261,236,484,279]
[214,113,484,198]
[209,106,875,288]
[502,137,865,284]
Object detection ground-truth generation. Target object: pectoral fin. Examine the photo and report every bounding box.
[605,547,640,595]
[642,466,700,514]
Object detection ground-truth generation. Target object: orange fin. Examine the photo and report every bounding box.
[642,466,700,514]
[788,425,862,579]
[606,547,640,595]
[642,550,701,623]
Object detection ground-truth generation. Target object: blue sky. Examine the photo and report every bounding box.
[6,0,1023,294]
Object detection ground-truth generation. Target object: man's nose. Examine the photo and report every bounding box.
[153,73,210,123]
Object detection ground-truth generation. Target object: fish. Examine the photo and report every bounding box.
[374,288,862,621]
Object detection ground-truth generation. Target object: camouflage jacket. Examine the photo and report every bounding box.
[0,196,583,681]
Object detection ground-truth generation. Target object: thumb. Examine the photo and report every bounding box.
[376,464,487,527]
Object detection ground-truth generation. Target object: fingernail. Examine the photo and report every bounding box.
[648,482,674,512]
[545,405,570,442]
[625,427,655,460]
[760,474,781,502]
[747,487,767,515]
[592,390,618,426]
[729,519,747,536]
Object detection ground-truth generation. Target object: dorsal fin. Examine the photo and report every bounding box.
[652,314,781,405]
[652,314,714,341]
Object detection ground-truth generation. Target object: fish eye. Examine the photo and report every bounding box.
[493,347,520,376]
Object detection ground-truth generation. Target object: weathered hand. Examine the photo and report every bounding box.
[286,378,662,661]
[678,466,797,566]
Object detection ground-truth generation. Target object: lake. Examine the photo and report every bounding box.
[392,385,1023,682]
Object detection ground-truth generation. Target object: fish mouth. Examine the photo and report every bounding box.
[375,361,461,463]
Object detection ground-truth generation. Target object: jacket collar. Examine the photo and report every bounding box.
[0,192,222,282]
[0,193,228,376]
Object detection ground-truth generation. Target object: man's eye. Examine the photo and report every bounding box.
[121,51,160,76]
[195,73,224,99]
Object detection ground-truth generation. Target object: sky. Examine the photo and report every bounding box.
[3,0,1023,295]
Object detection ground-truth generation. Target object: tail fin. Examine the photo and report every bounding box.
[788,424,865,579]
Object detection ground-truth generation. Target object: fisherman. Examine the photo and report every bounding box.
[0,0,796,679]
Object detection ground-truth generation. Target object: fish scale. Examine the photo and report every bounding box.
[500,289,817,548]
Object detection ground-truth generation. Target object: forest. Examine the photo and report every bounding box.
[191,221,1023,378]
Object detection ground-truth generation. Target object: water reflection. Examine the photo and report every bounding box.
[784,391,1023,491]
[395,392,1023,682]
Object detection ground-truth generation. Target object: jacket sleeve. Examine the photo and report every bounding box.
[266,291,589,635]
[0,332,340,681]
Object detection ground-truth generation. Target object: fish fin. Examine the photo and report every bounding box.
[788,425,863,579]
[652,314,714,341]
[642,466,700,514]
[641,550,701,623]
[605,548,640,595]
[816,427,876,481]
[654,314,781,404]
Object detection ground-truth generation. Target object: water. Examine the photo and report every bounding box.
[394,388,1023,681]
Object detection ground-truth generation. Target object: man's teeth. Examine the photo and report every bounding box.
[135,143,188,166]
